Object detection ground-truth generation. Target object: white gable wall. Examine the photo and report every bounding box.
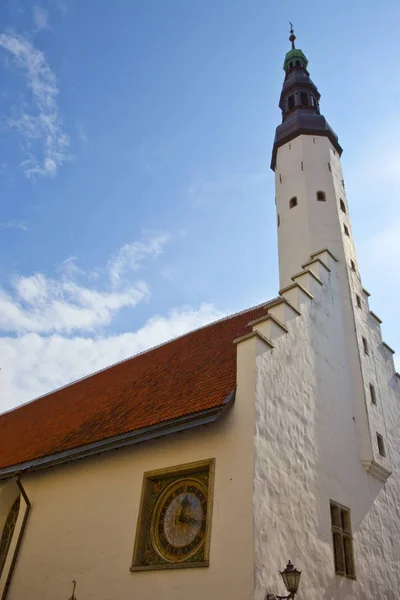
[253,254,400,599]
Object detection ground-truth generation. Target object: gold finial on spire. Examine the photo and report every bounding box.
[289,22,296,50]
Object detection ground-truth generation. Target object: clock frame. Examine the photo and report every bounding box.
[131,458,215,571]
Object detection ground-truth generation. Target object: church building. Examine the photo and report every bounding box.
[1,31,400,600]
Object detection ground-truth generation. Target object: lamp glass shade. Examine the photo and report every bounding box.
[280,561,301,594]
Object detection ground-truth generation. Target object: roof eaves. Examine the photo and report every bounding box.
[0,391,235,480]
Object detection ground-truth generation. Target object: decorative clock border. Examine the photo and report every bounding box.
[130,458,215,571]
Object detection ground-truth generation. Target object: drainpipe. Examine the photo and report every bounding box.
[1,474,31,600]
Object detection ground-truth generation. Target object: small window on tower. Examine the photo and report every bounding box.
[356,294,362,308]
[340,199,346,213]
[350,260,356,272]
[344,224,350,236]
[317,191,326,201]
[300,92,308,106]
[289,62,293,69]
[362,336,369,355]
[289,196,298,209]
[370,383,377,404]
[288,95,295,110]
[377,433,386,457]
[277,214,280,227]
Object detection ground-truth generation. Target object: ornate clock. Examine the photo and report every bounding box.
[131,459,214,571]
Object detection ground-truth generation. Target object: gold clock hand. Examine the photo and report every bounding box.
[178,494,191,522]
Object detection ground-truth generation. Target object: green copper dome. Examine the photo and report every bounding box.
[283,48,308,71]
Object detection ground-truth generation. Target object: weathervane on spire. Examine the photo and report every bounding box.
[289,22,296,50]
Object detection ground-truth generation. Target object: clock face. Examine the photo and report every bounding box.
[151,478,208,562]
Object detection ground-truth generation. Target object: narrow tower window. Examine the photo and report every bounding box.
[356,294,362,308]
[340,199,346,213]
[362,337,369,355]
[289,196,298,209]
[300,92,308,106]
[277,214,280,227]
[370,384,377,404]
[317,191,326,201]
[328,162,331,172]
[288,95,295,110]
[301,161,304,171]
[350,260,356,272]
[279,174,282,183]
[377,433,386,457]
[344,224,350,236]
[0,496,21,578]
[330,501,355,579]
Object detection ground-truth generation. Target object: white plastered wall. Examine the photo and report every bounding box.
[275,134,390,480]
[253,258,400,600]
[0,332,259,600]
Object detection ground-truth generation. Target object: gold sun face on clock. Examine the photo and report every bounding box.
[131,459,214,571]
[151,478,207,562]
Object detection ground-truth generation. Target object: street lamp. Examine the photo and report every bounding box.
[265,560,302,600]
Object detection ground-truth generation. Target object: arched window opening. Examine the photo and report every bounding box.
[289,62,293,69]
[316,191,326,201]
[296,60,300,66]
[288,95,295,110]
[340,198,346,213]
[300,92,308,106]
[289,196,298,209]
[0,496,20,578]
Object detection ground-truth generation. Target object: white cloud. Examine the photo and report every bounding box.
[0,273,148,334]
[108,234,169,288]
[0,232,175,410]
[0,303,225,412]
[0,220,28,231]
[0,233,169,336]
[0,33,69,178]
[33,6,50,31]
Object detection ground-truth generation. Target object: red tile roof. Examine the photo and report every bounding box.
[0,304,266,471]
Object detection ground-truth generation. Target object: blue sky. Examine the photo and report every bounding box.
[1,0,400,411]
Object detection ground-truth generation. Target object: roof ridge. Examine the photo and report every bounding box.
[1,301,267,418]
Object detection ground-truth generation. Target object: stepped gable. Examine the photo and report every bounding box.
[0,304,267,471]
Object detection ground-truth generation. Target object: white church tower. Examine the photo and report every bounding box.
[272,27,391,483]
[251,28,400,599]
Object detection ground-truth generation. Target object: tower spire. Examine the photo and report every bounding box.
[270,31,342,170]
[289,22,296,49]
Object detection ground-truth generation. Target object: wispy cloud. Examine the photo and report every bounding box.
[0,33,69,178]
[108,234,169,288]
[0,272,148,335]
[0,220,28,231]
[33,6,50,32]
[0,233,169,336]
